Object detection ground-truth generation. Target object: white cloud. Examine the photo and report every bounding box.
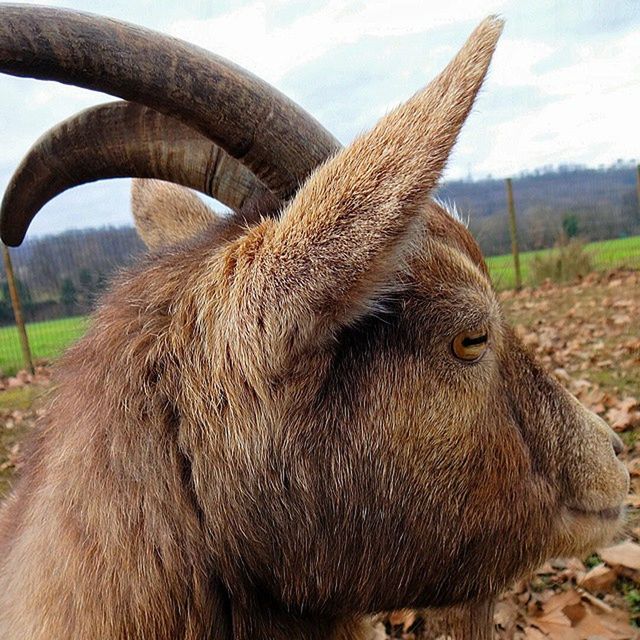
[540,30,640,98]
[490,38,555,88]
[477,81,639,178]
[468,26,640,178]
[168,0,509,84]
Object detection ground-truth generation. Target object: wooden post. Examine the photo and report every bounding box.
[2,245,34,374]
[505,178,522,290]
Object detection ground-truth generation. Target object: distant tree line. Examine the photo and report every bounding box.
[437,162,639,256]
[0,226,144,326]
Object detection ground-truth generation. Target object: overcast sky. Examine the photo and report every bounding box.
[0,0,638,238]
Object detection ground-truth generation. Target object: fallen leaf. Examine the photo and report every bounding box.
[579,564,618,593]
[387,609,415,628]
[494,600,519,629]
[523,627,548,640]
[599,542,640,571]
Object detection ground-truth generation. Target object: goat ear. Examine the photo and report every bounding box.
[131,179,215,249]
[226,18,502,369]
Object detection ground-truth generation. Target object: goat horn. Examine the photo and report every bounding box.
[0,101,279,245]
[0,4,339,242]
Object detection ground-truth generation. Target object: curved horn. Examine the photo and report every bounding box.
[1,101,278,245]
[0,4,340,237]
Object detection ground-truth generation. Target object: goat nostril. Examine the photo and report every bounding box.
[611,433,624,456]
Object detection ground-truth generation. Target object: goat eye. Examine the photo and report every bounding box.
[451,330,488,362]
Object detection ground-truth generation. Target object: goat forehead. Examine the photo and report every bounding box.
[412,238,493,301]
[422,200,488,275]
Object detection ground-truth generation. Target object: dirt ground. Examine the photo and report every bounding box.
[0,269,638,638]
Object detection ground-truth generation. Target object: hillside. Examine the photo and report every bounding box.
[436,163,639,255]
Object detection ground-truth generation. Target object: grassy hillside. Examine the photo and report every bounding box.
[487,235,640,289]
[0,316,88,375]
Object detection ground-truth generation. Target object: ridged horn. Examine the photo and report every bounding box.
[0,4,340,243]
[0,101,278,245]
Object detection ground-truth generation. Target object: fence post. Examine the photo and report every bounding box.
[2,245,34,375]
[505,178,522,290]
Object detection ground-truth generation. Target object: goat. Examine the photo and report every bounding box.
[0,6,629,639]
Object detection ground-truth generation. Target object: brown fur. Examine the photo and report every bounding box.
[131,179,216,249]
[131,178,276,251]
[0,17,628,640]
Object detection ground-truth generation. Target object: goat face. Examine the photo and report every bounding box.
[377,214,627,605]
[178,202,627,615]
[158,23,625,614]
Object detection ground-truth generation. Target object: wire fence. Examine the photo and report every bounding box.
[0,228,145,376]
[0,164,639,376]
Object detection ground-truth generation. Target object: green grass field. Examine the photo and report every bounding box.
[0,316,88,376]
[487,235,640,289]
[0,235,637,375]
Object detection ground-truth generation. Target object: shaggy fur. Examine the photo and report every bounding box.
[131,179,273,251]
[0,17,628,640]
[131,179,216,249]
